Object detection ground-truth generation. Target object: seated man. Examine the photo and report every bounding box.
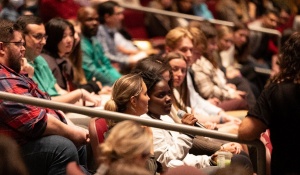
[0,19,90,175]
[96,1,157,73]
[16,15,101,106]
[77,6,121,87]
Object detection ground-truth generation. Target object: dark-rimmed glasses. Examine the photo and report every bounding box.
[2,41,25,48]
[28,33,48,41]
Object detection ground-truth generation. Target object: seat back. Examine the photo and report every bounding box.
[88,118,108,167]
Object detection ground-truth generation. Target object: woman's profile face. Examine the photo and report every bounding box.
[148,80,172,116]
[134,82,150,116]
[218,33,233,51]
[169,58,187,87]
[58,26,74,56]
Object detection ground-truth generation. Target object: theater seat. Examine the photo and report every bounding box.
[88,118,108,169]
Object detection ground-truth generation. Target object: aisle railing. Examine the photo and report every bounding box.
[0,91,266,175]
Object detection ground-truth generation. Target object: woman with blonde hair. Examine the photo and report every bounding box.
[104,73,149,129]
[95,120,153,175]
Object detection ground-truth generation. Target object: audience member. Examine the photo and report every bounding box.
[102,73,161,174]
[140,71,217,172]
[0,18,90,175]
[215,0,254,26]
[238,32,300,175]
[0,0,26,21]
[77,6,121,86]
[191,21,252,110]
[68,19,111,94]
[164,165,207,175]
[247,8,280,68]
[193,0,214,19]
[96,1,153,73]
[145,0,180,38]
[0,134,29,175]
[95,120,153,175]
[214,165,253,175]
[16,15,100,106]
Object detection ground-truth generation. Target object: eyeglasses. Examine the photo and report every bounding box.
[28,33,48,41]
[2,41,25,48]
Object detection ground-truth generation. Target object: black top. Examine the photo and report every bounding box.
[247,81,300,175]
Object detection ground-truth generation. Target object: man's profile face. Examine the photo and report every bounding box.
[3,31,25,73]
[24,24,47,61]
[172,37,193,66]
[263,13,278,29]
[81,9,99,37]
[106,6,124,29]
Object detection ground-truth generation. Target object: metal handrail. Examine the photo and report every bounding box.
[0,91,266,175]
[119,1,281,37]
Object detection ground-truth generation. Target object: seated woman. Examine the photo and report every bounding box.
[132,56,247,156]
[139,70,254,174]
[190,21,252,111]
[101,73,161,175]
[95,120,153,175]
[42,17,105,94]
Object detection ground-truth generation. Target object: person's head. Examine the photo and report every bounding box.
[262,8,279,29]
[0,19,25,73]
[104,73,149,116]
[141,71,172,119]
[132,55,172,86]
[44,18,75,58]
[165,27,193,65]
[272,32,300,84]
[187,22,207,64]
[157,0,173,9]
[0,134,29,175]
[232,23,249,48]
[163,52,187,88]
[216,25,234,51]
[176,0,193,14]
[103,160,152,175]
[278,4,291,26]
[16,15,46,61]
[214,165,253,175]
[97,1,124,29]
[198,21,218,57]
[98,120,152,166]
[77,7,99,38]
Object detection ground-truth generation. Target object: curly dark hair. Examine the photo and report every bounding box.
[267,32,300,86]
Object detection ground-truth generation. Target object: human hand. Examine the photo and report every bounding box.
[70,126,90,147]
[81,89,101,107]
[181,113,198,126]
[20,58,34,78]
[203,121,217,130]
[221,142,242,154]
[221,113,242,125]
[207,97,221,106]
[99,86,112,95]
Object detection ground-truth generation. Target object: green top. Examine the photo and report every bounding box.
[29,55,59,96]
[81,36,121,86]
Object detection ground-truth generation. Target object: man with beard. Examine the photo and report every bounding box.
[77,6,121,87]
[0,19,91,175]
[16,15,100,106]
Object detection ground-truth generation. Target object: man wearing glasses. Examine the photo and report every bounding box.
[0,19,91,175]
[16,15,100,106]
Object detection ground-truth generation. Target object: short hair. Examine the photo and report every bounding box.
[98,120,152,165]
[44,17,75,57]
[96,1,120,24]
[16,15,43,34]
[105,160,152,175]
[104,73,144,113]
[165,27,193,49]
[0,19,22,42]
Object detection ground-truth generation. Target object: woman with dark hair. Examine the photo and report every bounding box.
[42,17,102,94]
[238,32,300,175]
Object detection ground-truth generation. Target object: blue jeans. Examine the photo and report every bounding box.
[21,135,90,175]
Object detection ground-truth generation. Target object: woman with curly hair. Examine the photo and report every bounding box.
[238,32,300,175]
